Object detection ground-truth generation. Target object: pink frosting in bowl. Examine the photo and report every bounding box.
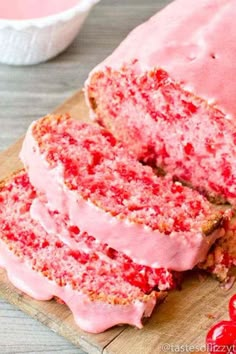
[0,0,100,65]
[0,0,83,20]
[0,0,98,22]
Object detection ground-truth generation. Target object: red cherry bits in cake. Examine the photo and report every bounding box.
[20,114,230,272]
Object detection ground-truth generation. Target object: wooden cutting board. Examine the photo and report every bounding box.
[0,91,234,354]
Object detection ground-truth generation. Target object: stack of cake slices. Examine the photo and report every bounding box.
[1,0,236,334]
[0,113,233,333]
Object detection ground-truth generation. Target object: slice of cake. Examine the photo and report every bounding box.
[0,171,169,333]
[20,114,229,272]
[30,196,176,293]
[85,0,236,205]
[31,195,235,283]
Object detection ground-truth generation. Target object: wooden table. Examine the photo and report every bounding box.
[0,1,171,353]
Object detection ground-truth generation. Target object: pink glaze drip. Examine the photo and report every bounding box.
[0,0,81,20]
[20,122,225,271]
[87,0,236,118]
[0,238,157,333]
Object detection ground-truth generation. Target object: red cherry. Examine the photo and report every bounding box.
[206,320,236,354]
[184,142,194,155]
[229,295,236,322]
[171,183,184,194]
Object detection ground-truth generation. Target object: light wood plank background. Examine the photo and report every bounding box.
[0,1,171,353]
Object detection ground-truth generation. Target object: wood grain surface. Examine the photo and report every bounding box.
[0,0,233,353]
[0,90,235,354]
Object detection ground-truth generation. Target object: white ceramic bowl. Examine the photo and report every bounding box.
[0,0,99,65]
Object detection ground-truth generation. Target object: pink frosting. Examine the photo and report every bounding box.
[20,122,225,271]
[0,0,82,20]
[0,238,157,333]
[87,0,236,118]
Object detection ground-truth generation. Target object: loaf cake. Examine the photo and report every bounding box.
[0,171,172,333]
[20,114,229,272]
[86,0,236,205]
